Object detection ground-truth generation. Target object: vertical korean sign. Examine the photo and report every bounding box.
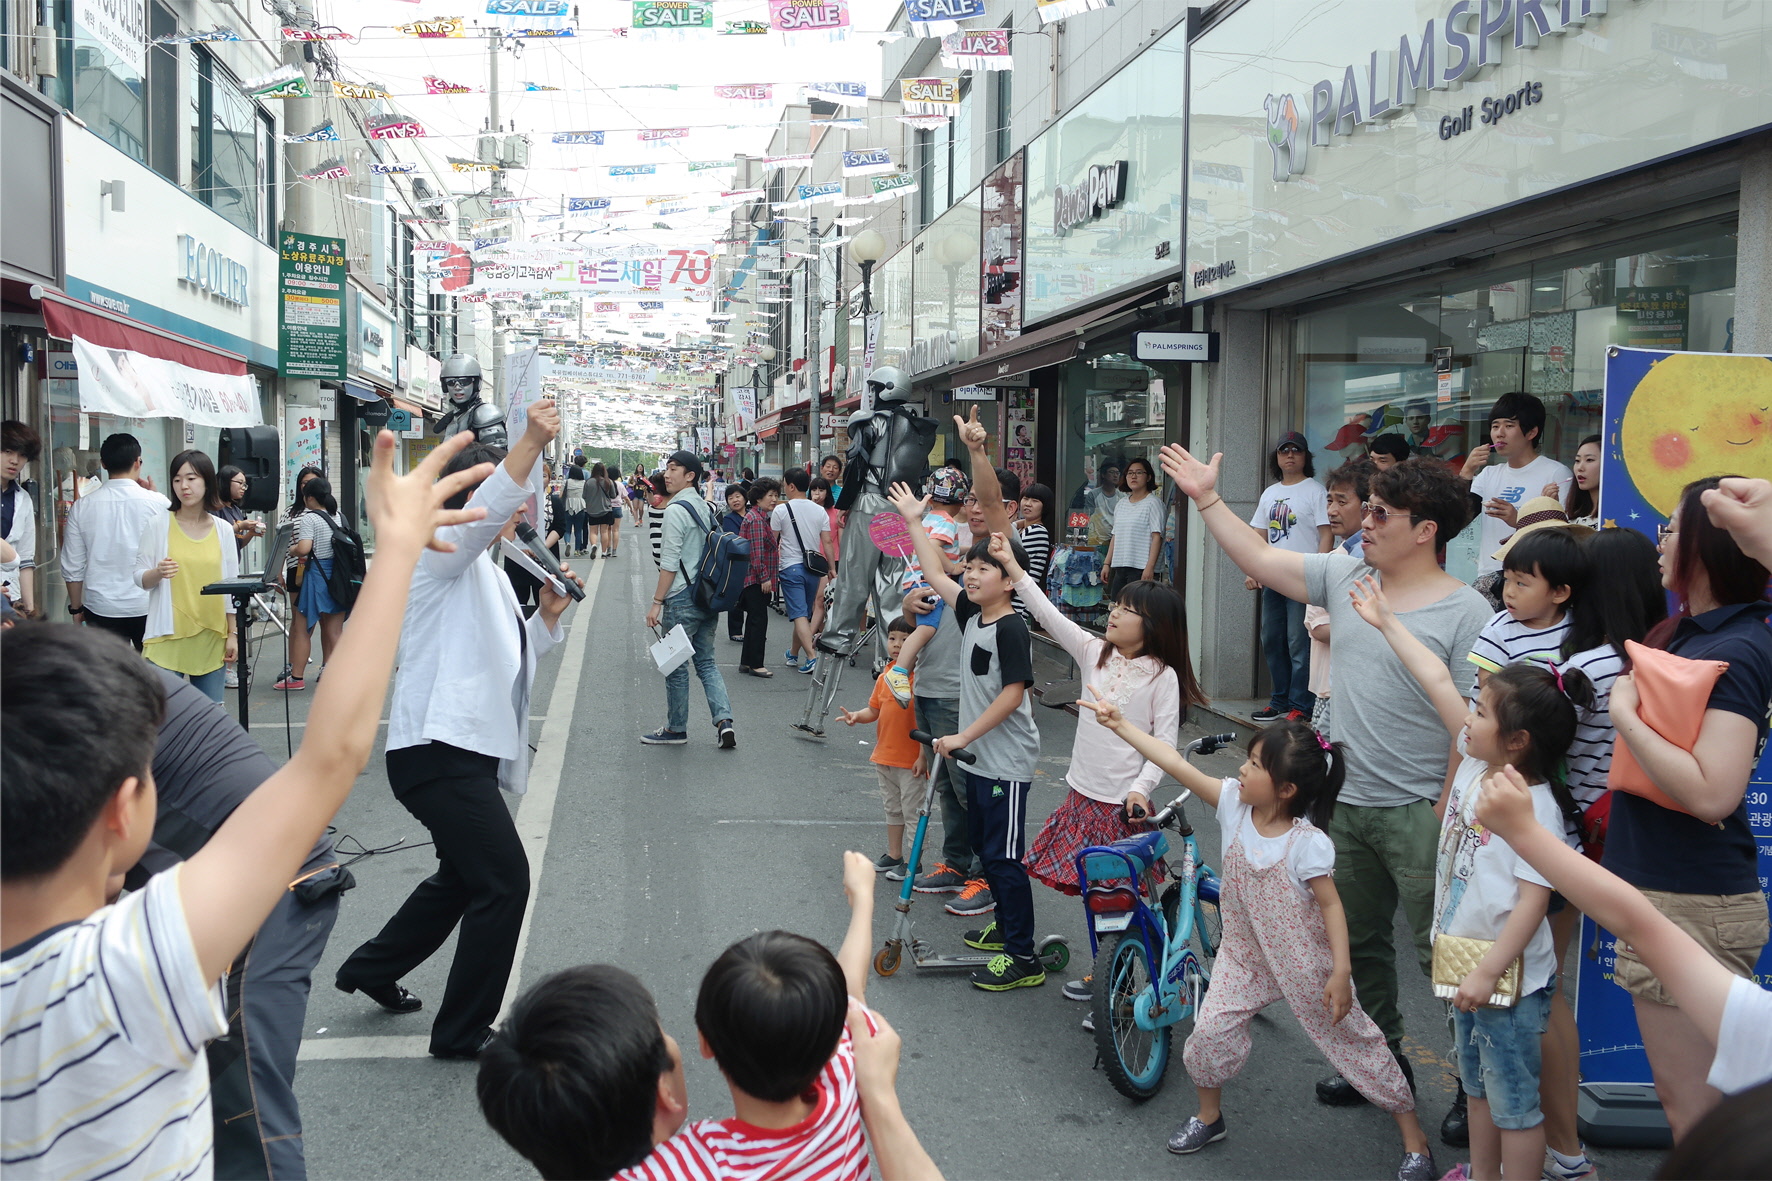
[278,233,348,379]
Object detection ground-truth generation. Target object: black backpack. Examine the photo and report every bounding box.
[315,513,367,611]
[671,497,751,614]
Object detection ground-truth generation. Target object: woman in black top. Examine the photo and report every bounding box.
[1603,475,1772,1141]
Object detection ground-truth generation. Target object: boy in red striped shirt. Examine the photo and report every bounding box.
[478,854,939,1181]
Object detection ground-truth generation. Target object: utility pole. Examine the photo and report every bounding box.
[487,30,507,410]
[805,214,820,471]
[279,0,318,234]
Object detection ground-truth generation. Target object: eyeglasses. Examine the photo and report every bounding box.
[1109,603,1144,620]
[1656,522,1678,545]
[960,496,1018,508]
[1361,502,1419,526]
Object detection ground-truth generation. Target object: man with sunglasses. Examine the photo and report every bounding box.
[1160,445,1489,1137]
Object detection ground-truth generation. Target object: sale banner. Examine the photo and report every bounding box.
[868,173,918,203]
[804,80,868,106]
[332,78,391,100]
[904,0,985,37]
[367,114,425,139]
[283,121,338,143]
[899,76,959,115]
[768,0,849,41]
[1035,0,1111,22]
[372,162,418,174]
[396,15,463,36]
[243,65,310,99]
[425,75,474,93]
[714,83,773,105]
[940,27,1010,69]
[552,129,605,144]
[632,0,712,32]
[842,148,893,177]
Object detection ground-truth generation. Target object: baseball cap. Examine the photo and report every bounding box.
[665,450,704,481]
[1274,430,1309,453]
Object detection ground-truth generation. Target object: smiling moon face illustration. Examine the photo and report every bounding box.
[1621,353,1772,516]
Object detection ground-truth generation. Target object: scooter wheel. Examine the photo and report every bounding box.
[874,945,902,976]
[1037,936,1070,973]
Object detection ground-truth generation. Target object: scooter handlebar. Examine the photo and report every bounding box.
[909,729,978,765]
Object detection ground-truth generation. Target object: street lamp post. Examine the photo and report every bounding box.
[850,228,886,316]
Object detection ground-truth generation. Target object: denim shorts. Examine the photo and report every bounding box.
[1452,983,1554,1130]
[780,563,821,620]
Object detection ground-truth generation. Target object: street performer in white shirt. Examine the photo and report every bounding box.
[334,397,581,1060]
[62,433,165,650]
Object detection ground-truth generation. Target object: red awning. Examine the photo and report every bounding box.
[757,426,781,440]
[37,289,247,376]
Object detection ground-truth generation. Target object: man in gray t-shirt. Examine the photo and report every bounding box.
[1158,446,1491,1110]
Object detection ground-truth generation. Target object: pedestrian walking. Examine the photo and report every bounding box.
[642,451,736,748]
[585,462,619,559]
[0,419,40,616]
[737,477,780,676]
[276,466,324,691]
[722,483,749,641]
[62,432,162,651]
[289,477,350,686]
[563,460,588,556]
[772,467,832,674]
[135,449,240,703]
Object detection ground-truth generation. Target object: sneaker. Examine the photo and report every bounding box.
[1061,976,1093,1002]
[962,922,1004,951]
[1285,708,1308,722]
[945,879,995,916]
[969,953,1044,991]
[1165,1116,1226,1155]
[716,719,737,750]
[640,727,689,745]
[1250,705,1284,722]
[1542,1147,1597,1181]
[913,864,967,894]
[882,665,912,707]
[798,657,817,674]
[1396,1151,1438,1181]
[872,852,906,875]
[1315,1072,1368,1107]
[884,861,915,883]
[1441,1166,1471,1181]
[224,666,239,688]
[1441,1086,1469,1147]
[784,650,800,668]
[272,675,305,692]
[1080,1012,1095,1033]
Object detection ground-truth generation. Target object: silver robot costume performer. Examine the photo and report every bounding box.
[794,367,938,735]
[435,354,509,446]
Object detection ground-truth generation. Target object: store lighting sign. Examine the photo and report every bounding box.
[1052,161,1128,235]
[177,235,250,307]
[1262,0,1614,181]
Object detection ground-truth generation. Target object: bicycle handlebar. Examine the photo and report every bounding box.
[1148,733,1239,826]
[909,729,978,765]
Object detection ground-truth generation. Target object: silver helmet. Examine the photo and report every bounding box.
[865,365,910,404]
[440,353,483,405]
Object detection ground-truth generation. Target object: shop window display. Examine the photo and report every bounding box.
[1294,221,1737,582]
[1050,352,1176,629]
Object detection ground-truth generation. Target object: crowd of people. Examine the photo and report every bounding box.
[2,391,1770,1181]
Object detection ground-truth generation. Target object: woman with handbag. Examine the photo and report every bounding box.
[275,466,323,691]
[1350,575,1593,1181]
[1602,476,1772,1142]
[287,477,351,685]
[135,449,240,702]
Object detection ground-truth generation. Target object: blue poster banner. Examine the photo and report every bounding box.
[905,0,986,22]
[1579,345,1772,1086]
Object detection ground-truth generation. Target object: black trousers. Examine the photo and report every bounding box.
[84,608,147,651]
[337,743,529,1055]
[738,582,771,669]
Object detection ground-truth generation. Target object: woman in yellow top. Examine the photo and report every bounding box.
[135,449,239,702]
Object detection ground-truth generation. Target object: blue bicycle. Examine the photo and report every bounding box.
[1074,733,1234,1100]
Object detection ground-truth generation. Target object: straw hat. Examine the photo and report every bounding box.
[1491,496,1593,561]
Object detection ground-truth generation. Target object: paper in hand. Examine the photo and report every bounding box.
[499,537,566,596]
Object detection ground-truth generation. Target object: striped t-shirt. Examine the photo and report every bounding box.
[1466,609,1569,680]
[619,1028,868,1181]
[1014,523,1052,623]
[648,503,667,568]
[1561,642,1629,813]
[1,867,226,1181]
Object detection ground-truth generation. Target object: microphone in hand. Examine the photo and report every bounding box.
[514,521,585,602]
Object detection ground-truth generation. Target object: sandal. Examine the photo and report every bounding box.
[739,666,775,678]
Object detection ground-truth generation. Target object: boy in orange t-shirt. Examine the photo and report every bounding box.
[837,618,928,880]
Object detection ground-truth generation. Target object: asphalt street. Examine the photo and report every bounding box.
[226,536,1664,1180]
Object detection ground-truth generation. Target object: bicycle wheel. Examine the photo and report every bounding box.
[1091,931,1171,1101]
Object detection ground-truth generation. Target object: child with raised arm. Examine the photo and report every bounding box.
[1082,699,1435,1179]
[0,429,493,1180]
[886,483,1044,991]
[1348,575,1594,1181]
[837,616,929,879]
[879,467,968,707]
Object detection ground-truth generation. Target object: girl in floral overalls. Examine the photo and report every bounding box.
[1082,706,1439,1181]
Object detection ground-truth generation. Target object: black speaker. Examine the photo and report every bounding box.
[219,425,280,512]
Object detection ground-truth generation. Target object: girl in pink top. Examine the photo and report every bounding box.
[984,535,1207,901]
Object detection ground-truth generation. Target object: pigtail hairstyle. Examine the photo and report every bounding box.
[1486,663,1597,836]
[1248,718,1346,829]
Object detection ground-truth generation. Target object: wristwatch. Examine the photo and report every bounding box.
[67,603,82,617]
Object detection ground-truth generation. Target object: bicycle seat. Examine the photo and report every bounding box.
[1080,830,1169,882]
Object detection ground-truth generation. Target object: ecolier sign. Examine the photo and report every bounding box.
[1262,0,1618,181]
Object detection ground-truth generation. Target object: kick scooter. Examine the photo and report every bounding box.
[873,729,1072,977]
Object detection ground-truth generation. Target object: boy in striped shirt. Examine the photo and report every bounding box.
[478,854,939,1181]
[0,429,499,1181]
[1467,526,1585,698]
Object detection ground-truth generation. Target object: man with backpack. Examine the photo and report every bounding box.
[644,451,738,749]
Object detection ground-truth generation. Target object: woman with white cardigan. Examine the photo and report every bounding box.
[135,449,238,702]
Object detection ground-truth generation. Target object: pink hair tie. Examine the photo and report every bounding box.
[1547,661,1567,697]
[1315,732,1332,753]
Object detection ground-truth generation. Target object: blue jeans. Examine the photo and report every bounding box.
[179,666,226,703]
[1453,983,1554,1131]
[662,589,732,733]
[1260,586,1314,714]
